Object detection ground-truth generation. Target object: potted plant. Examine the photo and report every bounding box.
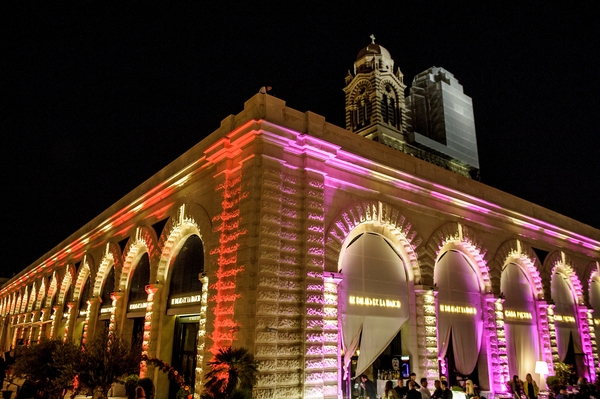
[202,347,257,399]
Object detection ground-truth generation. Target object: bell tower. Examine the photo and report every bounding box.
[343,35,410,143]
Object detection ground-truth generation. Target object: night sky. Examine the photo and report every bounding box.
[2,3,600,278]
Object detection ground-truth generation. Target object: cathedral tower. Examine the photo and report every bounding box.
[343,35,410,143]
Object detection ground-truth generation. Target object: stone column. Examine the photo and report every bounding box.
[196,274,209,395]
[414,286,438,385]
[109,291,123,339]
[141,283,162,378]
[483,294,509,393]
[63,302,75,341]
[84,297,100,344]
[576,305,597,382]
[544,303,559,374]
[536,300,555,379]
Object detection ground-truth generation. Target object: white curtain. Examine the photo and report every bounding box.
[506,323,538,378]
[339,233,410,378]
[342,314,363,379]
[501,263,540,378]
[435,251,482,375]
[452,322,482,375]
[551,273,582,361]
[355,316,406,377]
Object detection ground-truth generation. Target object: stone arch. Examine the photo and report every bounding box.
[119,226,159,292]
[26,282,37,312]
[544,251,584,304]
[34,277,47,310]
[92,242,122,297]
[583,261,600,306]
[424,222,491,293]
[20,286,28,314]
[155,203,212,285]
[10,292,18,315]
[73,256,93,302]
[58,264,76,305]
[491,239,544,299]
[45,272,59,308]
[324,200,423,283]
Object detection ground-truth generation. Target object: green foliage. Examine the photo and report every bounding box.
[546,362,573,394]
[11,338,79,399]
[75,330,141,399]
[202,347,257,399]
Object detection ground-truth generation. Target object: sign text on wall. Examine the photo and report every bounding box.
[349,295,401,308]
[439,304,477,315]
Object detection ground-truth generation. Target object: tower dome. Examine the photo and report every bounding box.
[354,34,395,74]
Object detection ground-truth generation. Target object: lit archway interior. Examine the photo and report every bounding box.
[435,250,483,376]
[339,232,409,378]
[500,262,540,379]
[551,272,583,368]
[589,277,600,360]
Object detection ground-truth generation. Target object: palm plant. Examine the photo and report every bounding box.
[202,347,257,399]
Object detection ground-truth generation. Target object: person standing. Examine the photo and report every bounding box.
[441,380,453,399]
[509,375,522,399]
[409,373,421,389]
[431,380,444,399]
[465,380,478,398]
[395,378,408,398]
[523,373,538,399]
[360,374,377,399]
[419,378,431,399]
[384,380,400,399]
[407,381,422,399]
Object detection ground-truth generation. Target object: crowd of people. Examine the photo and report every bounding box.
[359,373,478,399]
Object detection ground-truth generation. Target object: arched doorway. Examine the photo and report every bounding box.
[500,262,540,381]
[339,232,411,398]
[435,250,483,387]
[551,270,586,381]
[166,234,204,399]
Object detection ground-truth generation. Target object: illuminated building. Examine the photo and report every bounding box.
[1,39,600,399]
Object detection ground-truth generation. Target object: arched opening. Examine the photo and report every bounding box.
[166,234,204,399]
[435,250,483,388]
[126,252,151,355]
[500,263,540,383]
[339,232,410,399]
[551,271,586,380]
[74,278,91,345]
[99,266,115,332]
[589,277,600,361]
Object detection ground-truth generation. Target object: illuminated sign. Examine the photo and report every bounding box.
[349,295,401,308]
[128,302,148,311]
[100,307,115,314]
[439,304,477,315]
[170,295,202,306]
[504,310,533,319]
[554,315,576,323]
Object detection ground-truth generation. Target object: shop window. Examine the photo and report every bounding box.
[169,235,204,298]
[129,253,150,304]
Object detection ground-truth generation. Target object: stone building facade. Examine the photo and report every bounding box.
[1,44,600,399]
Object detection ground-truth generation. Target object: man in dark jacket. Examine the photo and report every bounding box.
[395,378,408,398]
[360,374,377,399]
[407,381,422,399]
[442,380,453,399]
[431,380,444,399]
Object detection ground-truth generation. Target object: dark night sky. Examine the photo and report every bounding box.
[2,3,600,277]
